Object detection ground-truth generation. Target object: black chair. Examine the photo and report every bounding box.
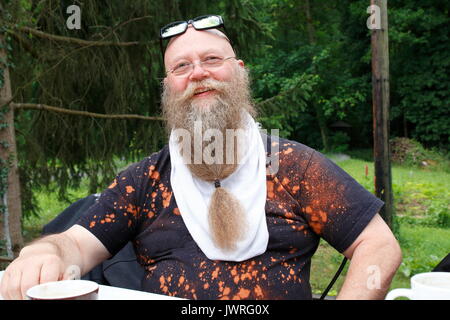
[433,253,450,272]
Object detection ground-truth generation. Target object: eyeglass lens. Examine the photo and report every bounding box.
[161,22,188,38]
[171,57,234,76]
[192,15,222,29]
[161,15,222,39]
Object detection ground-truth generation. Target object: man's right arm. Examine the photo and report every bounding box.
[0,225,111,300]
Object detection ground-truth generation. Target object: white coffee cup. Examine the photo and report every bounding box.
[385,272,450,300]
[26,279,99,300]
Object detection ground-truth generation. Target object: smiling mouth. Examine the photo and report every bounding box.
[193,88,215,96]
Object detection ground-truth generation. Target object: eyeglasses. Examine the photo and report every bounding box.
[160,15,227,40]
[167,56,236,77]
[159,15,233,61]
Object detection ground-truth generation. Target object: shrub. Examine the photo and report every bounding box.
[328,131,350,153]
[390,137,428,166]
[390,137,449,172]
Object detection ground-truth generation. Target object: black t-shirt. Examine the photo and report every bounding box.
[77,137,383,299]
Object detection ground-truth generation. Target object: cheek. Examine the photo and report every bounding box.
[213,67,234,82]
[168,77,189,93]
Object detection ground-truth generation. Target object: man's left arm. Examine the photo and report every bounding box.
[336,213,402,300]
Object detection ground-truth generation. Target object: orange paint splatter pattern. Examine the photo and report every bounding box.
[78,140,383,300]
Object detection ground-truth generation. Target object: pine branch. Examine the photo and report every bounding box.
[8,30,55,62]
[93,15,153,41]
[12,26,152,47]
[12,103,164,121]
[256,85,299,109]
[7,30,39,59]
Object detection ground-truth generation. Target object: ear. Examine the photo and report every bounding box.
[237,59,245,68]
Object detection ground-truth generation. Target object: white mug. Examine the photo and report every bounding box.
[385,272,450,300]
[26,279,99,300]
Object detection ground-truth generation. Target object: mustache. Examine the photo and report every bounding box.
[173,78,229,104]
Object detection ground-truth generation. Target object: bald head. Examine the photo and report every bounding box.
[164,26,236,71]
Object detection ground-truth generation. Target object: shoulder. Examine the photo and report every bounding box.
[111,145,170,192]
[269,136,345,178]
[268,135,316,177]
[119,145,170,178]
[277,136,315,160]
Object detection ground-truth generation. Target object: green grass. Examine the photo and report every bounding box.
[311,155,450,296]
[22,159,132,243]
[311,223,450,297]
[23,185,90,243]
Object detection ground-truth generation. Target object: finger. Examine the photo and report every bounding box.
[20,265,42,300]
[39,260,62,284]
[4,267,23,300]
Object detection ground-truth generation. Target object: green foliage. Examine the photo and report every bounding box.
[337,156,450,229]
[391,137,431,166]
[397,225,450,278]
[328,132,350,153]
[395,181,450,229]
[388,0,450,149]
[391,137,450,172]
[254,70,318,138]
[23,180,90,240]
[346,148,373,162]
[3,0,266,218]
[2,0,449,220]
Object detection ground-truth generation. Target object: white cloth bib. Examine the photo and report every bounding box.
[169,113,268,261]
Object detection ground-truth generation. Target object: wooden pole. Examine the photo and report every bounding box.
[370,0,394,227]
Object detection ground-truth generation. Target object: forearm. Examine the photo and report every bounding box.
[336,239,402,300]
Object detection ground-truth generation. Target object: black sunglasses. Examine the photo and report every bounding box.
[159,15,233,61]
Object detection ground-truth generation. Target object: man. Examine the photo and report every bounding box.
[0,15,401,300]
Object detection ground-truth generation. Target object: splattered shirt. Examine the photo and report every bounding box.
[77,137,383,300]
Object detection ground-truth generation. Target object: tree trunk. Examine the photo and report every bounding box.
[0,33,24,257]
[303,0,329,151]
[304,0,316,45]
[371,0,394,227]
[403,112,408,138]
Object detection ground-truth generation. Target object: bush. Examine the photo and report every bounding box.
[390,137,450,172]
[328,131,350,153]
[390,137,427,165]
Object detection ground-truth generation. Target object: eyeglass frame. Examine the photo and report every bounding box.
[159,15,234,64]
[166,56,237,77]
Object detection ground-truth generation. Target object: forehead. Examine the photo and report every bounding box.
[164,27,234,66]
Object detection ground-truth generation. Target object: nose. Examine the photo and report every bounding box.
[188,62,210,81]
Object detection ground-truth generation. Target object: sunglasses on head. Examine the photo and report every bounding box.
[159,15,233,60]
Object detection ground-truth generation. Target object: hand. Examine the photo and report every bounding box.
[1,226,110,300]
[0,245,65,300]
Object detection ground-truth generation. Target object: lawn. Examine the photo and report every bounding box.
[22,183,90,242]
[310,156,450,297]
[20,153,450,298]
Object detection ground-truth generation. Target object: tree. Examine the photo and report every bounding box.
[388,0,449,149]
[302,0,329,151]
[0,0,264,255]
[249,0,366,151]
[1,28,24,257]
